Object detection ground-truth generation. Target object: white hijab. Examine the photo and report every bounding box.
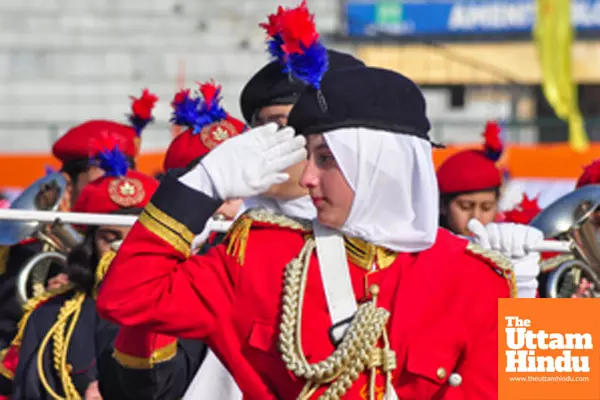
[324,127,439,252]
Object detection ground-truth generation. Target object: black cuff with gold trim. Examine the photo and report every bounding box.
[151,174,222,235]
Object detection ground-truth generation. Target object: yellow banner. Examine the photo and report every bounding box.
[534,0,589,151]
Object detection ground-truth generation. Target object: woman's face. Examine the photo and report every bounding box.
[94,226,131,257]
[442,191,498,236]
[300,134,354,229]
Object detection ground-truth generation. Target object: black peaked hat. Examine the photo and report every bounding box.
[239,49,365,124]
[287,67,431,141]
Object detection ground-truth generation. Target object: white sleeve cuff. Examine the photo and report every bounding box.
[178,164,218,199]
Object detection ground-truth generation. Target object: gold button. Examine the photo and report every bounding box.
[369,284,380,297]
[436,367,447,380]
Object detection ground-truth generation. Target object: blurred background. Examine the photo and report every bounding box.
[1,0,599,207]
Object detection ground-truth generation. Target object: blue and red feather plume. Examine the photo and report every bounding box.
[170,81,228,134]
[129,89,159,137]
[482,120,504,162]
[260,1,328,90]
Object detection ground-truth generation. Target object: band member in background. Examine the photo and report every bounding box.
[436,121,504,237]
[97,10,533,395]
[9,137,158,399]
[0,91,158,396]
[103,81,247,400]
[52,89,158,209]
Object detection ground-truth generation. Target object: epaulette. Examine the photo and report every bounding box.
[226,208,312,266]
[0,246,9,276]
[0,284,74,380]
[465,242,517,298]
[93,250,117,299]
[12,284,75,347]
[540,254,575,273]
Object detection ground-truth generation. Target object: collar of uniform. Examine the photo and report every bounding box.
[344,236,398,271]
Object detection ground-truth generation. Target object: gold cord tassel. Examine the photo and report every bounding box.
[226,216,252,265]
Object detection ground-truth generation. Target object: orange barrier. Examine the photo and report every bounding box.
[1,143,599,188]
[0,153,166,188]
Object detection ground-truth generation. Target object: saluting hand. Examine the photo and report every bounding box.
[179,123,307,200]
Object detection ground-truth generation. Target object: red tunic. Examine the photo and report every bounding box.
[97,176,513,400]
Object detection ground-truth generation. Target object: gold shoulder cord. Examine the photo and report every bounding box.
[466,242,517,298]
[37,291,86,400]
[279,238,396,400]
[226,209,312,266]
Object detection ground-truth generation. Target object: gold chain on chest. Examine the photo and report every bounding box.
[278,238,397,400]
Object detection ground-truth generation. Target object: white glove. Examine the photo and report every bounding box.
[179,123,307,200]
[468,219,543,298]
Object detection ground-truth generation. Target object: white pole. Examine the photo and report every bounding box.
[0,209,232,233]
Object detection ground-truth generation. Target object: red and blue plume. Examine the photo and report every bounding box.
[89,132,129,177]
[482,120,504,162]
[129,89,159,137]
[260,1,328,90]
[170,81,228,134]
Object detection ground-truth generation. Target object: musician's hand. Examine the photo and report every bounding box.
[46,273,70,291]
[84,381,102,400]
[179,123,307,200]
[468,219,543,298]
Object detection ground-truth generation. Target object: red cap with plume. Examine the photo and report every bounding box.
[576,159,600,188]
[52,89,158,163]
[502,193,542,224]
[72,135,158,216]
[163,80,246,172]
[437,120,505,195]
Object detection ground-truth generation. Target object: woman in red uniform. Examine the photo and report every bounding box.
[97,64,523,400]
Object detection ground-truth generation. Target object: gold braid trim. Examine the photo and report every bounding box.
[466,243,517,298]
[92,250,117,299]
[540,254,576,273]
[139,211,191,257]
[37,292,86,400]
[344,237,398,271]
[278,238,397,400]
[226,209,312,266]
[112,341,178,369]
[0,348,13,379]
[0,245,9,275]
[145,203,196,244]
